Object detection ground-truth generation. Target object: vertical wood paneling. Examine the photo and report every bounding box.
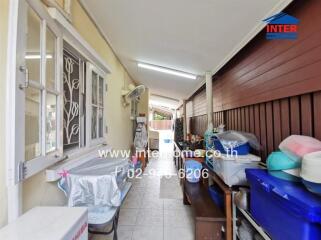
[190,90,321,161]
[237,108,241,131]
[266,102,274,153]
[301,94,313,136]
[313,92,321,139]
[272,100,282,148]
[241,107,246,131]
[245,107,250,132]
[259,103,267,159]
[233,109,237,130]
[254,105,261,143]
[290,96,301,134]
[280,98,290,139]
[249,105,255,134]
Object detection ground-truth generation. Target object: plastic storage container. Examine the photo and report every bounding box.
[279,135,321,161]
[210,154,260,186]
[267,151,300,171]
[208,185,224,209]
[301,151,321,183]
[246,169,321,240]
[185,160,202,183]
[301,151,321,195]
[214,138,250,155]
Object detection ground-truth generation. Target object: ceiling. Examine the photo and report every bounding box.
[150,94,181,110]
[80,0,291,102]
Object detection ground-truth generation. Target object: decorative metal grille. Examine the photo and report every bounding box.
[63,50,80,149]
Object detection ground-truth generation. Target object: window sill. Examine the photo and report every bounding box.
[45,143,112,182]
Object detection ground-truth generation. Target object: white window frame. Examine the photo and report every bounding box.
[11,1,110,182]
[86,62,106,147]
[6,0,111,221]
[12,0,63,181]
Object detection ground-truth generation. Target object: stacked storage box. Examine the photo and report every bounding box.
[206,130,261,186]
[246,169,321,240]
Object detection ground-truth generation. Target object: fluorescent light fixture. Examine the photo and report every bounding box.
[25,54,53,59]
[138,62,197,80]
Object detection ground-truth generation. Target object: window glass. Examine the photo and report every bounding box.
[46,27,56,90]
[99,76,103,106]
[92,72,98,105]
[46,93,57,153]
[92,106,97,139]
[91,71,104,140]
[25,7,41,83]
[98,108,103,138]
[25,87,41,161]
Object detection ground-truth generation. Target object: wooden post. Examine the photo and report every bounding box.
[183,100,187,140]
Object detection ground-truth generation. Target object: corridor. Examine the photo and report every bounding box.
[94,131,194,240]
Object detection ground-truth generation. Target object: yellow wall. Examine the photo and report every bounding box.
[0,0,136,220]
[0,0,9,228]
[23,0,136,212]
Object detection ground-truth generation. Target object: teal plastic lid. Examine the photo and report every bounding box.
[267,151,300,171]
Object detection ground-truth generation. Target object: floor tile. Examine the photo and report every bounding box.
[90,225,134,240]
[164,209,193,228]
[136,208,164,226]
[122,195,143,209]
[164,226,194,240]
[140,196,164,210]
[117,225,134,240]
[118,209,139,226]
[132,226,163,240]
[164,199,191,210]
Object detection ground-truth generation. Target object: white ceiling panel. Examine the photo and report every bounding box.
[80,0,292,101]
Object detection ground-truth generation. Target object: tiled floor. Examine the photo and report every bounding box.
[91,130,194,240]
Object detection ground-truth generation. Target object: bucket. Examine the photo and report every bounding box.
[185,160,202,183]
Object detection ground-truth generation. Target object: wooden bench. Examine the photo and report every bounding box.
[184,180,226,240]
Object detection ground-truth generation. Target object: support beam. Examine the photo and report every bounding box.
[183,100,187,140]
[206,72,213,131]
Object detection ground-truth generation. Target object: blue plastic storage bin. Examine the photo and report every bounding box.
[185,160,202,183]
[208,185,224,209]
[246,169,321,240]
[213,137,250,155]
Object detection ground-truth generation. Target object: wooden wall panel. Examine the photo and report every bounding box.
[272,100,282,148]
[186,1,319,113]
[280,98,290,139]
[213,0,321,111]
[187,0,321,161]
[301,94,313,136]
[189,91,321,161]
[266,102,274,154]
[313,92,321,139]
[290,96,301,135]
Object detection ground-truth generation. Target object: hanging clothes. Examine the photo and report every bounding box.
[134,121,148,150]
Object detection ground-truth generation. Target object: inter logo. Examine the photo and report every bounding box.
[263,12,299,40]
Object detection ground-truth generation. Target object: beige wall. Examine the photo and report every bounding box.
[0,0,137,221]
[0,0,9,228]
